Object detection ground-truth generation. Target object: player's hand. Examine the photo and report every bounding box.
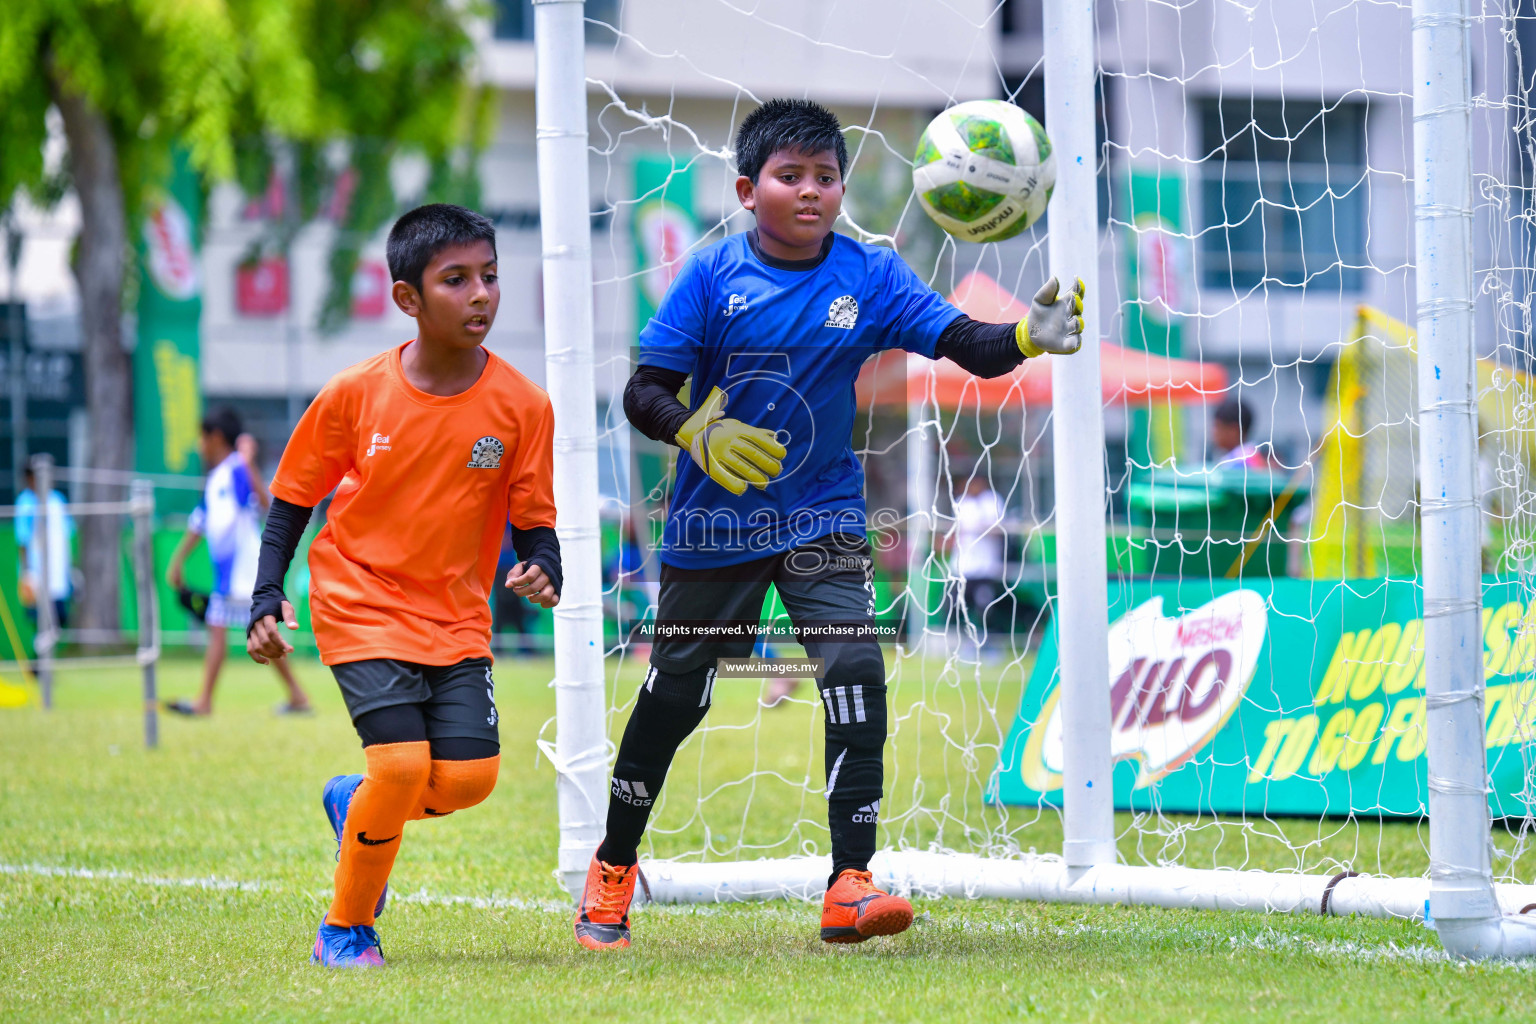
[505,561,559,608]
[1016,276,1086,357]
[247,600,298,664]
[674,386,787,496]
[166,563,184,590]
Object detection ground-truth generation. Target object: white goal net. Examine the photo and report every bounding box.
[535,0,1536,950]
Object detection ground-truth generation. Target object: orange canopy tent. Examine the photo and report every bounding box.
[856,272,1228,410]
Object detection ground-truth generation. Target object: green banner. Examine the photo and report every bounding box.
[629,155,701,512]
[632,155,699,333]
[135,152,204,489]
[995,576,1536,818]
[1124,167,1192,469]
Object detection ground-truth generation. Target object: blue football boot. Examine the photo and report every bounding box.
[311,919,385,968]
[322,773,388,917]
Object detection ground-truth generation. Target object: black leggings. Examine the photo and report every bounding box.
[353,704,499,761]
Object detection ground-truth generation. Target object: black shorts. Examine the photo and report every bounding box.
[652,533,878,673]
[330,657,499,746]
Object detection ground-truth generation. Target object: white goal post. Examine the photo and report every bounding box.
[533,0,610,899]
[532,0,1536,960]
[1411,0,1536,959]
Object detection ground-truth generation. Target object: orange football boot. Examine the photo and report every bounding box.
[573,855,639,950]
[820,869,913,943]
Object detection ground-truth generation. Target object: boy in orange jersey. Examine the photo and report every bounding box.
[245,204,562,968]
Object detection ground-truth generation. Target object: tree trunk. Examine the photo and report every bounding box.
[50,72,130,639]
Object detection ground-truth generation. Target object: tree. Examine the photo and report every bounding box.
[0,1,480,636]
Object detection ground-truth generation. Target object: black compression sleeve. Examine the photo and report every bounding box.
[934,314,1028,379]
[248,498,313,635]
[622,364,691,445]
[510,524,563,597]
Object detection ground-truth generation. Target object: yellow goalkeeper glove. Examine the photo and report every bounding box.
[674,386,787,496]
[1016,275,1086,357]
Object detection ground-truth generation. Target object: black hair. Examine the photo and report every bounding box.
[201,407,243,448]
[386,203,497,293]
[734,99,848,184]
[1214,396,1253,436]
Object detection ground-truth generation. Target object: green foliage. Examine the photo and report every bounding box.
[423,149,486,211]
[423,85,497,211]
[0,0,485,329]
[245,2,491,333]
[0,0,310,219]
[291,141,330,224]
[317,137,398,334]
[0,64,49,206]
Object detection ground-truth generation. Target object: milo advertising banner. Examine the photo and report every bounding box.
[1123,167,1193,468]
[629,155,701,522]
[135,151,204,489]
[995,576,1536,818]
[631,155,699,331]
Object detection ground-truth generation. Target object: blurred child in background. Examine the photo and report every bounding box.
[165,408,311,716]
[1210,396,1280,470]
[15,461,74,633]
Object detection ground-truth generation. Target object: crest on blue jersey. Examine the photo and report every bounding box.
[824,295,858,329]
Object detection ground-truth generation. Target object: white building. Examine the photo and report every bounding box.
[193,1,992,424]
[3,0,1530,488]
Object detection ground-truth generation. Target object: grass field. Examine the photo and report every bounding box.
[2,653,1535,1023]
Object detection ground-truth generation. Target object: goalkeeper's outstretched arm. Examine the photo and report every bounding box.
[935,275,1086,377]
[934,317,1028,377]
[1015,276,1086,357]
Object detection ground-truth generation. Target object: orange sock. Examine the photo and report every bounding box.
[326,741,430,927]
[410,756,500,820]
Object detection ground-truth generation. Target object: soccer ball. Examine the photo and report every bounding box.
[912,100,1056,243]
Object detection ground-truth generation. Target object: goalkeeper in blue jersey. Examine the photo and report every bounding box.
[574,98,1085,950]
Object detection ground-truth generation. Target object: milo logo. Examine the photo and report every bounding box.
[636,200,699,308]
[144,197,198,301]
[1021,591,1268,790]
